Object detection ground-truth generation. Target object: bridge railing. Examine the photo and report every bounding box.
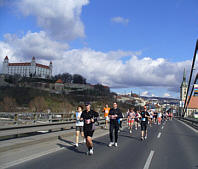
[0,112,77,125]
[0,114,127,141]
[178,117,198,130]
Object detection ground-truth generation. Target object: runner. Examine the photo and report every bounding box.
[127,108,136,133]
[80,102,99,155]
[118,112,124,131]
[108,102,123,147]
[126,109,130,129]
[103,104,110,129]
[148,110,152,127]
[154,111,158,124]
[157,112,162,125]
[140,106,150,140]
[75,106,85,147]
[135,111,141,130]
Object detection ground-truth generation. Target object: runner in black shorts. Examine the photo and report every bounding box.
[80,102,99,155]
[108,102,123,147]
[140,106,150,140]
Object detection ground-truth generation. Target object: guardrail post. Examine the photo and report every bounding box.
[14,113,18,125]
[33,113,37,123]
[49,114,52,123]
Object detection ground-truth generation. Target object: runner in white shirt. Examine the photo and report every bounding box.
[75,106,85,147]
[135,111,141,130]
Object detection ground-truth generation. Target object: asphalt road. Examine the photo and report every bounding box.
[8,119,198,169]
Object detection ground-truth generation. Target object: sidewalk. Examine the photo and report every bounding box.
[0,126,112,169]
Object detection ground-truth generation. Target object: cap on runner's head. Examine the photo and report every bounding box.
[85,102,91,106]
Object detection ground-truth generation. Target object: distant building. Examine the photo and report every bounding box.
[2,56,52,79]
[180,69,187,101]
[180,69,198,116]
[55,79,64,91]
[186,96,198,116]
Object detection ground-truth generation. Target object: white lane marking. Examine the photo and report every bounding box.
[176,119,198,133]
[0,147,64,169]
[143,150,155,169]
[157,132,161,138]
[161,126,164,129]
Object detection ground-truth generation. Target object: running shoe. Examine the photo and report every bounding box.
[89,148,94,155]
[83,139,86,143]
[130,130,132,133]
[75,143,78,147]
[144,135,147,139]
[108,142,114,147]
[114,142,118,147]
[141,137,144,141]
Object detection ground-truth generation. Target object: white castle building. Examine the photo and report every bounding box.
[2,56,52,79]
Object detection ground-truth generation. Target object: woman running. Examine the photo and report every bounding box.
[75,106,85,147]
[127,108,136,133]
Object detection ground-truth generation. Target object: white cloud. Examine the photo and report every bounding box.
[15,0,89,41]
[111,16,129,25]
[163,93,171,97]
[0,0,192,96]
[141,91,149,97]
[3,31,69,61]
[0,35,192,93]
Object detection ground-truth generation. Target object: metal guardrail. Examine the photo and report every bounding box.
[0,112,76,125]
[178,117,198,130]
[0,118,127,141]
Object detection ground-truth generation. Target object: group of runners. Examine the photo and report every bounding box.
[75,102,173,155]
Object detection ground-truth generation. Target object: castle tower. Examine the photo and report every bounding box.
[180,69,188,101]
[30,56,36,76]
[49,61,52,77]
[2,56,9,74]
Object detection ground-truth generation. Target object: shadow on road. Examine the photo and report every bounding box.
[58,136,74,146]
[92,140,108,146]
[57,143,86,155]
[119,134,140,141]
[57,137,86,154]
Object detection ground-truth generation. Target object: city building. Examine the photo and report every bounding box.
[180,69,187,101]
[180,69,198,116]
[2,56,52,79]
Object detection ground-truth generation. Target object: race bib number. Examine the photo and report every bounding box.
[85,119,91,124]
[110,115,116,119]
[142,118,146,122]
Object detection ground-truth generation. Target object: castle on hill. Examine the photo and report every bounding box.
[2,56,52,79]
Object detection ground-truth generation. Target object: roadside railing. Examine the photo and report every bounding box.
[0,116,127,141]
[0,112,76,125]
[177,117,198,130]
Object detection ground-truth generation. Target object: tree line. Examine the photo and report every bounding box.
[0,96,73,113]
[4,72,87,84]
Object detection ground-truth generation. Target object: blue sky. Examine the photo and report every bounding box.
[0,0,198,98]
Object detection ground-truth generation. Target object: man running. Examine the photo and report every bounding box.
[80,102,99,155]
[103,104,110,129]
[140,106,150,140]
[108,102,123,147]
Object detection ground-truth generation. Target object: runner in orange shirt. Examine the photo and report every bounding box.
[103,104,110,129]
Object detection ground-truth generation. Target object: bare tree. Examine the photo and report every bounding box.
[29,96,47,112]
[2,96,17,112]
